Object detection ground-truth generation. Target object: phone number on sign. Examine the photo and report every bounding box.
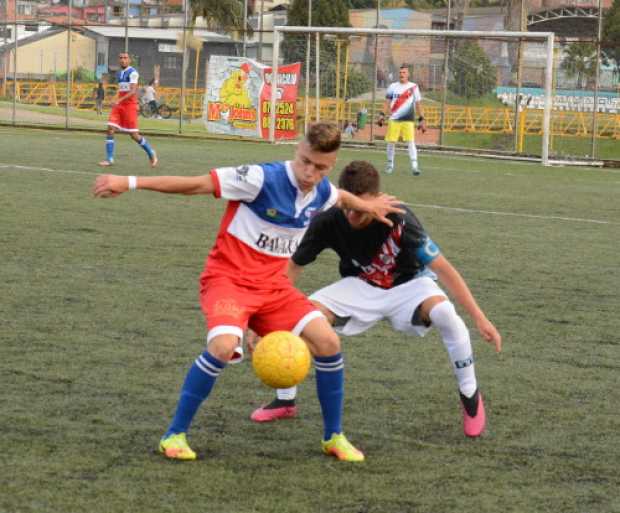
[261,117,296,130]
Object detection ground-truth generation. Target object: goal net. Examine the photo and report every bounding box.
[268,26,555,166]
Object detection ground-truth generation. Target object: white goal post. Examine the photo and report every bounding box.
[269,26,555,166]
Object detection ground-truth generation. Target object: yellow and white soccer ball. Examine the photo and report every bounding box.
[252,331,311,388]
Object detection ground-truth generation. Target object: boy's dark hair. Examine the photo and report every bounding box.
[305,122,341,153]
[400,63,409,70]
[338,160,380,196]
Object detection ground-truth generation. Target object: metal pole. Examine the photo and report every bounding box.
[541,33,554,166]
[66,0,72,128]
[439,0,451,146]
[369,0,380,143]
[242,0,247,57]
[258,0,264,62]
[179,0,188,133]
[12,15,16,125]
[315,31,319,121]
[2,1,8,98]
[513,0,525,153]
[269,28,279,142]
[303,0,311,131]
[590,0,603,159]
[124,0,129,53]
[335,38,341,125]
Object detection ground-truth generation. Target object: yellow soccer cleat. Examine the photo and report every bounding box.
[321,433,365,462]
[159,432,197,461]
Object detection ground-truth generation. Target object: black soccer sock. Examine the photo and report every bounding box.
[264,397,296,409]
[460,389,480,417]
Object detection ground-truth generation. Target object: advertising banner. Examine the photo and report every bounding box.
[204,56,300,140]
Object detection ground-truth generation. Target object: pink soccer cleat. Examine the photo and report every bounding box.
[250,401,298,423]
[461,390,486,437]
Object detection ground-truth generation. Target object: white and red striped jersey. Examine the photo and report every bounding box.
[204,161,339,287]
[385,81,422,122]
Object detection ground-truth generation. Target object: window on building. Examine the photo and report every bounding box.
[112,5,122,16]
[163,55,177,70]
[97,52,105,66]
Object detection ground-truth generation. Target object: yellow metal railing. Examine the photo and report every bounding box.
[3,80,620,139]
[5,80,205,118]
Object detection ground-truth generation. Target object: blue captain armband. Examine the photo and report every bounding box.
[415,237,441,265]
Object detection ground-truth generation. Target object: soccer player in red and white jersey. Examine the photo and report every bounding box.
[92,123,403,462]
[98,52,157,168]
[384,64,426,176]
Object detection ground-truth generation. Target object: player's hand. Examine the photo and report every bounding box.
[476,317,502,352]
[367,193,405,227]
[92,174,129,198]
[418,120,427,134]
[246,329,260,354]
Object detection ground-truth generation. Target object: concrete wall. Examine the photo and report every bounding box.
[9,30,95,74]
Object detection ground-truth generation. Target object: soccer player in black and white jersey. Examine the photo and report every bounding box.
[250,160,502,437]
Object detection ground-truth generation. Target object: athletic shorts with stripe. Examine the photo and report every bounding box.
[200,275,323,343]
[108,101,139,132]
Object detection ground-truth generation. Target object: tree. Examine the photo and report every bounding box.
[602,0,620,74]
[560,42,597,90]
[189,0,247,30]
[448,41,496,98]
[282,0,349,69]
[346,0,376,8]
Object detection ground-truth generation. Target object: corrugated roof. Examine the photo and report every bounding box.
[84,26,233,43]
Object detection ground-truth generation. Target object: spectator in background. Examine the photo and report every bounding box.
[343,121,355,139]
[143,79,160,119]
[95,82,105,116]
[377,68,386,88]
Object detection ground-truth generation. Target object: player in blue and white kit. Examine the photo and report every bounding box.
[384,64,426,176]
[99,52,157,168]
[250,161,502,438]
[92,123,404,463]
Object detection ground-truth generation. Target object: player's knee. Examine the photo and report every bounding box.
[428,300,468,340]
[306,329,341,357]
[207,334,241,362]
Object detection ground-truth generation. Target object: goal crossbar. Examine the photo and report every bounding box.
[269,26,555,166]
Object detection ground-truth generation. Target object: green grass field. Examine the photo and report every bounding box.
[1,127,619,513]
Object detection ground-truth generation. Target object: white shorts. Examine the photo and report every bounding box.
[309,276,446,337]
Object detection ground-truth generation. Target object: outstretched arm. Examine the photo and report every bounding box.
[429,255,502,352]
[92,174,216,198]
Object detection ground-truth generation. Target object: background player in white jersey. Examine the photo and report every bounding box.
[92,123,403,463]
[384,64,426,176]
[99,52,157,168]
[250,160,502,438]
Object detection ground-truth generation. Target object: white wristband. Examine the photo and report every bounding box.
[128,175,137,191]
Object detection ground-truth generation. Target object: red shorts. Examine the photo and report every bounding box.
[108,100,138,132]
[199,275,321,341]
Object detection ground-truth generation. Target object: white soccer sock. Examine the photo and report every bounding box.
[276,386,297,401]
[386,143,395,166]
[429,301,477,398]
[408,141,418,167]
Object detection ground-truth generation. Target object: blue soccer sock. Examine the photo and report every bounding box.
[105,135,115,162]
[137,136,155,159]
[314,353,345,441]
[165,351,226,437]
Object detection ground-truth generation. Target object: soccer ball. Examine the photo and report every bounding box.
[252,331,311,388]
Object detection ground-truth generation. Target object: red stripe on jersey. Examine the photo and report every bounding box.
[210,169,221,198]
[391,86,415,114]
